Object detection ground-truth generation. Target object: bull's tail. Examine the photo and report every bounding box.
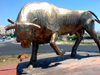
[88,11,100,23]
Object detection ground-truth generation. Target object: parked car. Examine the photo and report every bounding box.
[6,36,11,40]
[0,34,5,42]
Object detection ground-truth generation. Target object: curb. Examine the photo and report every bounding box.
[0,64,18,75]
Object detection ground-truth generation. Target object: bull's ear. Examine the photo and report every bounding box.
[5,24,17,30]
[32,18,37,23]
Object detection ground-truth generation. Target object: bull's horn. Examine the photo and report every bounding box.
[25,22,41,29]
[8,19,16,24]
[31,23,41,29]
[5,24,16,30]
[31,18,40,29]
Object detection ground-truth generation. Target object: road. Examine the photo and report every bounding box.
[0,39,99,56]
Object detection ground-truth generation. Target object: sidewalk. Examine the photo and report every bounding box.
[0,64,18,75]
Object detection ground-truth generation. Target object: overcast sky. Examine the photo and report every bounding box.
[0,0,100,31]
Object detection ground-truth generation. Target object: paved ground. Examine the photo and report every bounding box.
[0,39,100,75]
[0,52,100,75]
[0,39,99,56]
[17,52,100,75]
[0,64,18,75]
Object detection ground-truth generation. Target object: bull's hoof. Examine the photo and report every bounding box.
[60,49,65,55]
[27,65,33,69]
[71,52,76,58]
[27,62,34,69]
[56,49,65,55]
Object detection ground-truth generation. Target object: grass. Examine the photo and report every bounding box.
[57,39,65,42]
[80,42,95,45]
[0,55,19,67]
[57,39,75,44]
[57,39,95,45]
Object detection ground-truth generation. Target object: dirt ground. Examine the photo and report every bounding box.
[0,53,41,67]
[0,55,19,67]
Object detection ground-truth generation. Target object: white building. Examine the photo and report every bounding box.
[0,25,6,35]
[0,25,15,35]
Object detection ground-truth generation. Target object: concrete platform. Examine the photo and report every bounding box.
[17,52,100,75]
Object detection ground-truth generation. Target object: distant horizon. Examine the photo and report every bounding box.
[0,0,100,31]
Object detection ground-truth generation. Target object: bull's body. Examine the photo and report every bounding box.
[16,2,88,43]
[6,2,100,68]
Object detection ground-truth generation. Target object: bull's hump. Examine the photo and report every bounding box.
[58,8,71,15]
[24,2,52,10]
[20,2,53,22]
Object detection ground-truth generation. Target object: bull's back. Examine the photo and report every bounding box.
[16,2,55,22]
[58,9,86,35]
[16,2,87,36]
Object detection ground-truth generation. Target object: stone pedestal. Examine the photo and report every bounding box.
[17,52,100,75]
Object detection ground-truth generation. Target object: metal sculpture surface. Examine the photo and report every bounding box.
[6,2,100,68]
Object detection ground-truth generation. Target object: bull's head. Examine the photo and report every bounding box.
[6,18,40,48]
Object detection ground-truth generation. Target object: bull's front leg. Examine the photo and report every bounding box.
[84,25,100,52]
[50,32,65,55]
[28,41,39,68]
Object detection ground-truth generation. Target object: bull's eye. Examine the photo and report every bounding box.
[23,40,27,43]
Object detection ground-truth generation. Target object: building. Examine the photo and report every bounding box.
[6,29,15,35]
[0,25,6,35]
[0,25,15,35]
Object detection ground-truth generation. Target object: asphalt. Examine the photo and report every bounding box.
[0,39,99,56]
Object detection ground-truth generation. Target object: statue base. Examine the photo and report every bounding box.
[17,52,100,75]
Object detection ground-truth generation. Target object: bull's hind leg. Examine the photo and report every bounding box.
[28,41,39,68]
[84,19,100,52]
[71,30,84,57]
[50,32,65,55]
[84,25,100,52]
